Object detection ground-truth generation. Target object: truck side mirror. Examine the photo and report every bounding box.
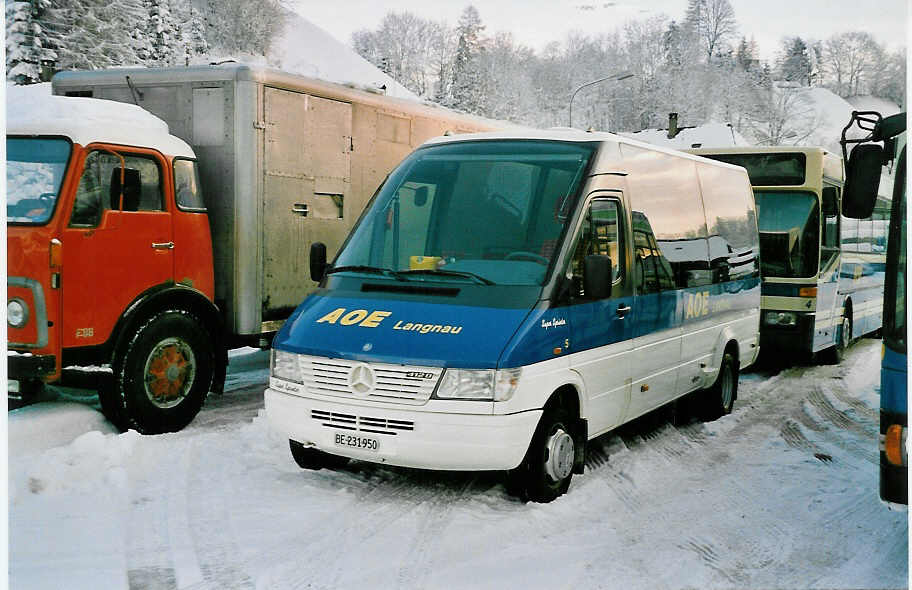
[414,186,428,207]
[584,254,613,299]
[843,144,883,219]
[310,242,327,282]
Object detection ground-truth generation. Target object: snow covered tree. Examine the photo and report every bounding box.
[447,5,488,114]
[142,0,181,65]
[6,0,57,83]
[352,12,447,98]
[203,0,284,57]
[778,37,812,85]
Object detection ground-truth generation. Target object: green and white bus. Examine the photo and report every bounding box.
[690,147,889,362]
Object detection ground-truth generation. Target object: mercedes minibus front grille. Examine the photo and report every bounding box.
[295,354,443,405]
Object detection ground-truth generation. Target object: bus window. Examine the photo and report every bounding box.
[754,190,819,278]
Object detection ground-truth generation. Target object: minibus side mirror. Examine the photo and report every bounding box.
[584,254,613,299]
[843,144,883,219]
[310,242,327,282]
[414,186,428,207]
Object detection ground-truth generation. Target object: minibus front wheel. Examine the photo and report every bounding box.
[508,405,577,502]
[701,351,738,420]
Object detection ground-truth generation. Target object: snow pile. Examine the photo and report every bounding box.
[268,11,417,100]
[10,428,139,504]
[6,82,193,155]
[621,122,750,149]
[9,401,119,456]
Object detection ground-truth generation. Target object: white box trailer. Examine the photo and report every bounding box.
[51,63,504,345]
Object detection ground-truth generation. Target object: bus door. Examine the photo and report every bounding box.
[565,196,633,434]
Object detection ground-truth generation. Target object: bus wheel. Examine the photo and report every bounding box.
[822,314,852,365]
[508,406,576,502]
[701,352,738,421]
[117,310,214,434]
[289,440,349,470]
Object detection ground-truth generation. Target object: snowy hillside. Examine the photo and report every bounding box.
[267,11,417,100]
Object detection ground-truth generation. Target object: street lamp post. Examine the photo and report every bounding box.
[568,72,635,129]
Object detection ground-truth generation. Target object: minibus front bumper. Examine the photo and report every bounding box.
[265,387,542,471]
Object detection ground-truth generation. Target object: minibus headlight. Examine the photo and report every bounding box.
[763,311,797,327]
[272,349,303,383]
[7,299,28,329]
[435,368,522,401]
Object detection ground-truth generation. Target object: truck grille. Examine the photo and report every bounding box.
[296,355,442,405]
[312,409,414,436]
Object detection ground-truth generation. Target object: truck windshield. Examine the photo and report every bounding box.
[6,137,71,224]
[754,190,820,278]
[333,140,596,286]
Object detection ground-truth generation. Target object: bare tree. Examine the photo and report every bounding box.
[685,0,737,62]
[822,31,879,97]
[745,84,818,145]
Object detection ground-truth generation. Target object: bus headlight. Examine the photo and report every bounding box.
[434,368,521,401]
[763,311,797,327]
[7,299,28,329]
[272,349,303,383]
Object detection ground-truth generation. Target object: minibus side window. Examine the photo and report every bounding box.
[569,199,623,298]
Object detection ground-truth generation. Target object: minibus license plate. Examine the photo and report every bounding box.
[334,433,380,452]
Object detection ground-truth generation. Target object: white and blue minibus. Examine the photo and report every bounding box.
[691,147,889,363]
[266,130,761,501]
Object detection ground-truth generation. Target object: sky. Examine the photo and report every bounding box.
[291,0,908,61]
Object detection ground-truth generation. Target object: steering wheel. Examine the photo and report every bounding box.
[505,251,549,265]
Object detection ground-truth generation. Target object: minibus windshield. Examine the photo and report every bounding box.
[6,137,71,225]
[754,190,819,278]
[332,140,596,286]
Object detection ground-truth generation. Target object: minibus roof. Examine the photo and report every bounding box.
[420,128,749,174]
[7,90,195,158]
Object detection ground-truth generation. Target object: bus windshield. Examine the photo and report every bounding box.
[6,137,72,224]
[754,190,820,278]
[332,140,596,286]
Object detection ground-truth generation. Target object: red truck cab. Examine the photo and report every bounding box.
[7,91,224,433]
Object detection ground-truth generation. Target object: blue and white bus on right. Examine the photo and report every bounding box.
[690,146,889,364]
[840,110,907,507]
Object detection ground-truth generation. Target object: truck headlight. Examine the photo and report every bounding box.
[7,299,28,328]
[763,311,797,327]
[272,349,303,383]
[434,368,521,401]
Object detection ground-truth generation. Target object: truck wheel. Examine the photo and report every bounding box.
[117,310,214,434]
[97,374,128,431]
[507,406,577,502]
[701,351,738,421]
[289,440,349,470]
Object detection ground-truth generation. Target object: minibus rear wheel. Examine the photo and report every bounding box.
[701,351,738,421]
[289,440,349,470]
[508,406,576,502]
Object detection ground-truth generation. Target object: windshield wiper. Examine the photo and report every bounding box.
[325,265,406,281]
[399,268,495,285]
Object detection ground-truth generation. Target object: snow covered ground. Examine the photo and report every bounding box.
[8,339,907,589]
